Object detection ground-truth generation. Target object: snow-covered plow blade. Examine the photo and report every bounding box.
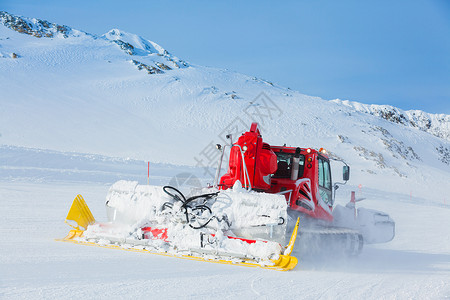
[57,181,299,271]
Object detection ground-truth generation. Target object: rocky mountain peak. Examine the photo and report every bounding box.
[332,99,450,142]
[0,11,85,38]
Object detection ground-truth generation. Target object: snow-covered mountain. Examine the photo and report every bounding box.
[1,11,449,200]
[332,99,450,142]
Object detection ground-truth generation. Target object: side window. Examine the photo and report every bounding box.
[318,157,331,189]
[323,159,331,190]
[318,157,332,205]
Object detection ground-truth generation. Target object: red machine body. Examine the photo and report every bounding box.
[219,123,334,222]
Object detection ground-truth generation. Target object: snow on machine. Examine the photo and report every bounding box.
[58,122,394,270]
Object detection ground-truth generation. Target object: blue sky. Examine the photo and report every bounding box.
[2,0,449,114]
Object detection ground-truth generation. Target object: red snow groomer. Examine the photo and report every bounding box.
[59,122,394,271]
[218,122,395,255]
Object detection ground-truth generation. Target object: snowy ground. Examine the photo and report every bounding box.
[1,150,449,299]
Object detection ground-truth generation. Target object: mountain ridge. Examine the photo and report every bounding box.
[1,10,448,133]
[0,11,188,73]
[332,99,450,142]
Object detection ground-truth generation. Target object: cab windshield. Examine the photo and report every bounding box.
[273,152,305,179]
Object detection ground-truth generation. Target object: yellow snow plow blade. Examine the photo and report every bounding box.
[284,217,300,256]
[57,195,299,271]
[64,194,95,230]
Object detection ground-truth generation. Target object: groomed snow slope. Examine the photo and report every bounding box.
[0,151,449,299]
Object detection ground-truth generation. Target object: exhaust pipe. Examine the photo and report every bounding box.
[290,147,301,181]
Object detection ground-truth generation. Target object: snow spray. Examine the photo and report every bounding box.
[351,191,356,219]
